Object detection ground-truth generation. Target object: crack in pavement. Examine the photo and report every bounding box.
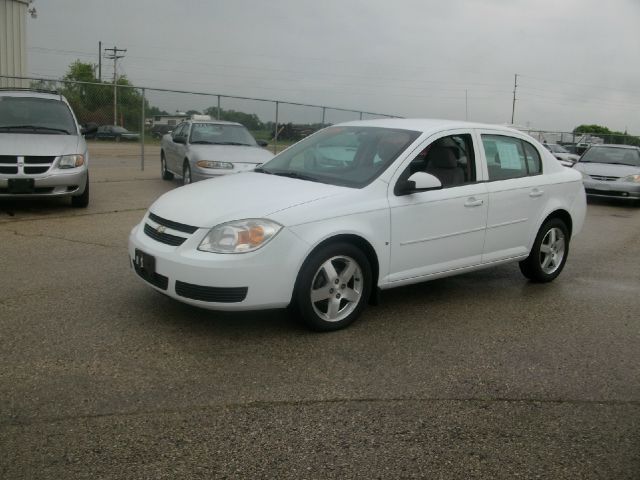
[7,229,123,249]
[0,207,146,226]
[2,395,639,428]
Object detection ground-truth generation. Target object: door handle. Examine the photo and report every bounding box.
[529,188,544,198]
[464,197,484,207]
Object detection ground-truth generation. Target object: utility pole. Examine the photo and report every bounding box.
[511,73,518,125]
[98,41,102,82]
[103,46,127,125]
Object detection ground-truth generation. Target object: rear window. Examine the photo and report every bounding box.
[0,96,77,135]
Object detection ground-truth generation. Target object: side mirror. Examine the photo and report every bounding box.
[173,136,186,144]
[257,139,269,147]
[396,172,442,195]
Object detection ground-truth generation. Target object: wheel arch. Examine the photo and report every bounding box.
[293,233,380,306]
[542,208,573,237]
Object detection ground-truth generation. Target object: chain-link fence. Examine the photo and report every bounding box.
[3,74,639,170]
[1,74,402,171]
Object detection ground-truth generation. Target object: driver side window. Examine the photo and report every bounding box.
[399,133,476,190]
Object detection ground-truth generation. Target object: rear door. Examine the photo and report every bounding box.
[477,131,547,263]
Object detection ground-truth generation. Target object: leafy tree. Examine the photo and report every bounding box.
[573,124,640,146]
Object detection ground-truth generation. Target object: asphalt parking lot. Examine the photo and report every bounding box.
[1,144,639,479]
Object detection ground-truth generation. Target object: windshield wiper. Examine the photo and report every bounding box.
[190,140,216,144]
[0,125,71,134]
[270,171,319,182]
[211,141,252,146]
[254,166,272,174]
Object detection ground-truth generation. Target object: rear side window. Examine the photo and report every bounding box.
[482,135,542,180]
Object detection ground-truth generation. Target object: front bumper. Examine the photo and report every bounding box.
[0,168,87,197]
[583,179,640,200]
[128,216,308,311]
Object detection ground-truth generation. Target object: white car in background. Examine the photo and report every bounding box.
[543,143,580,167]
[160,119,273,184]
[131,119,586,331]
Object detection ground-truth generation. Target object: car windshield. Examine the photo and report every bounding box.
[258,126,420,188]
[113,126,128,133]
[579,147,640,166]
[0,96,77,135]
[189,123,257,146]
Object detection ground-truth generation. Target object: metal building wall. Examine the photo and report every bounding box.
[0,0,28,88]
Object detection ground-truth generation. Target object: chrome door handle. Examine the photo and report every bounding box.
[464,197,484,207]
[529,188,544,198]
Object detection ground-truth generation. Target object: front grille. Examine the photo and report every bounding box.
[24,166,50,174]
[133,262,169,290]
[589,175,618,181]
[148,212,198,234]
[143,223,187,246]
[0,156,18,164]
[0,166,18,174]
[24,156,55,165]
[175,281,248,303]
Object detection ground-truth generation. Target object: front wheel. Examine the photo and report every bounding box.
[519,218,569,282]
[71,173,90,208]
[182,161,192,185]
[161,152,173,180]
[293,243,372,331]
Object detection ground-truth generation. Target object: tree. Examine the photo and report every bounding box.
[573,124,640,146]
[203,107,264,130]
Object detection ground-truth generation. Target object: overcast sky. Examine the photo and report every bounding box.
[25,0,640,132]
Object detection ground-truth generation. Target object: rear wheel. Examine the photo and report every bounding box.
[294,242,371,331]
[161,152,173,180]
[71,173,89,208]
[182,161,192,185]
[519,218,569,282]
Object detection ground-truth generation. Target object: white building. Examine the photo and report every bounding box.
[0,0,30,88]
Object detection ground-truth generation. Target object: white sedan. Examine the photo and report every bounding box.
[130,119,586,330]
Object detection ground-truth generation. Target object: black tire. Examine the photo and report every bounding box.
[71,173,90,208]
[293,242,372,331]
[519,217,569,283]
[182,161,192,185]
[161,152,174,180]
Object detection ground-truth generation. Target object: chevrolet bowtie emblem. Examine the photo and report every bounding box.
[156,225,166,234]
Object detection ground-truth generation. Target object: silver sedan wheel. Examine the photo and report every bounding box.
[310,255,363,323]
[539,227,565,274]
[183,164,192,185]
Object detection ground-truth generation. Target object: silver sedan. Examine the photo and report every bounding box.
[160,120,274,184]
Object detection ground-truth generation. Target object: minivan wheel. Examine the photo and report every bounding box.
[294,243,371,331]
[71,174,90,208]
[519,218,569,282]
[182,161,192,185]
[161,152,173,180]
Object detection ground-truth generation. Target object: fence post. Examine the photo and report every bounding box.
[322,106,326,126]
[274,101,279,154]
[359,112,363,120]
[217,95,221,120]
[141,87,145,171]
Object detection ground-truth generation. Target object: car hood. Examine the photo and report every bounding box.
[555,152,579,161]
[574,162,640,177]
[149,172,348,228]
[0,133,82,156]
[189,144,274,164]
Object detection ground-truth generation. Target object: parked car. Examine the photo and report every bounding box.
[160,119,273,184]
[543,143,580,166]
[0,88,94,207]
[572,144,640,202]
[150,124,173,139]
[130,119,586,331]
[91,125,140,141]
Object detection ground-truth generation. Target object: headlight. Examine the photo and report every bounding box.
[620,174,640,183]
[58,154,85,168]
[198,219,282,253]
[196,160,233,169]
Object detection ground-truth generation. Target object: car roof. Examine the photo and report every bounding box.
[337,118,523,136]
[589,144,639,150]
[186,119,243,127]
[0,89,67,101]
